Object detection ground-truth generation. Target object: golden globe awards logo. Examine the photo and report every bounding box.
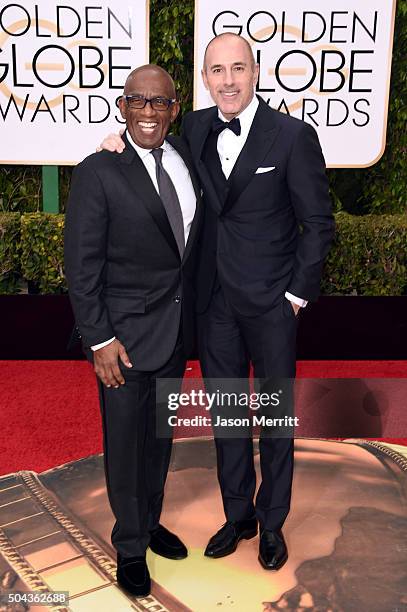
[0,2,149,164]
[195,2,396,167]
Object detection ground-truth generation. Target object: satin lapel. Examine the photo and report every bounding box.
[189,108,223,214]
[117,132,180,260]
[167,135,203,266]
[222,99,280,215]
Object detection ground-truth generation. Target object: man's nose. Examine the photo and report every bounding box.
[142,100,155,116]
[223,68,235,87]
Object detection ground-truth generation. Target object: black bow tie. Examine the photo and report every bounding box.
[212,116,241,136]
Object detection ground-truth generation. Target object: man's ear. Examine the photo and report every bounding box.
[201,68,209,90]
[253,63,260,87]
[118,96,127,121]
[170,100,180,123]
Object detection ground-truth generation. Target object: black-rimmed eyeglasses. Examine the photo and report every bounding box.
[124,95,176,111]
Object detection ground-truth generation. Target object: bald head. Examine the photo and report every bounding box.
[203,33,255,73]
[124,64,176,99]
[201,33,259,120]
[119,63,179,149]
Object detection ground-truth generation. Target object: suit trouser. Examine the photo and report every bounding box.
[198,285,297,531]
[97,338,186,557]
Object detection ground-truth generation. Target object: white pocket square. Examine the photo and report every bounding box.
[255,166,275,174]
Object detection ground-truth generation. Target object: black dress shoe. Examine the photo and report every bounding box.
[258,529,288,570]
[149,524,188,560]
[117,554,151,597]
[204,518,258,558]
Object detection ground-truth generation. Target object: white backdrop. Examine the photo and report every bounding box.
[0,1,149,164]
[194,1,396,167]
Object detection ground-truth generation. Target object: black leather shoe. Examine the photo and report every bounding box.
[204,518,258,558]
[258,529,288,570]
[117,554,151,597]
[149,524,188,560]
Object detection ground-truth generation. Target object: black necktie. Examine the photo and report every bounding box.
[151,148,185,257]
[212,116,241,136]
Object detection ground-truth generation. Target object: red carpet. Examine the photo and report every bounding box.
[0,360,406,476]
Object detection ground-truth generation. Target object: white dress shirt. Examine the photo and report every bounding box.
[217,95,259,180]
[126,132,196,246]
[91,134,197,351]
[216,95,307,310]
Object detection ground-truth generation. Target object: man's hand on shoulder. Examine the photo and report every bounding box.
[96,128,125,153]
[93,339,132,388]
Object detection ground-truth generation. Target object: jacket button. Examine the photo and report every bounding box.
[174,296,181,303]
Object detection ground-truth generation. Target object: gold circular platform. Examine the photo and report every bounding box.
[0,439,406,611]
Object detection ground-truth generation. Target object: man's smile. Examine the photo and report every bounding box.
[138,121,158,133]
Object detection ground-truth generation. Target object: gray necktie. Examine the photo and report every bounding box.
[151,148,185,257]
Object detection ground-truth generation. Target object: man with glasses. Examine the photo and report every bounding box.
[64,64,201,597]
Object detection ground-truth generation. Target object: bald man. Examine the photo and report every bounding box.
[65,65,202,596]
[181,33,334,570]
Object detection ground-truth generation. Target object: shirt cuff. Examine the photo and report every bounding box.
[91,336,116,351]
[285,292,308,308]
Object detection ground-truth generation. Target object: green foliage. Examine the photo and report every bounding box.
[328,0,407,215]
[20,213,66,294]
[322,213,407,295]
[357,0,407,214]
[59,167,73,214]
[0,212,404,295]
[0,167,41,213]
[0,212,21,293]
[150,0,195,132]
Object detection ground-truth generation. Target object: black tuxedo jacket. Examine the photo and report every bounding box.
[64,132,202,371]
[182,97,335,315]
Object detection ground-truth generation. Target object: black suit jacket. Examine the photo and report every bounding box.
[64,132,202,371]
[182,97,335,315]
